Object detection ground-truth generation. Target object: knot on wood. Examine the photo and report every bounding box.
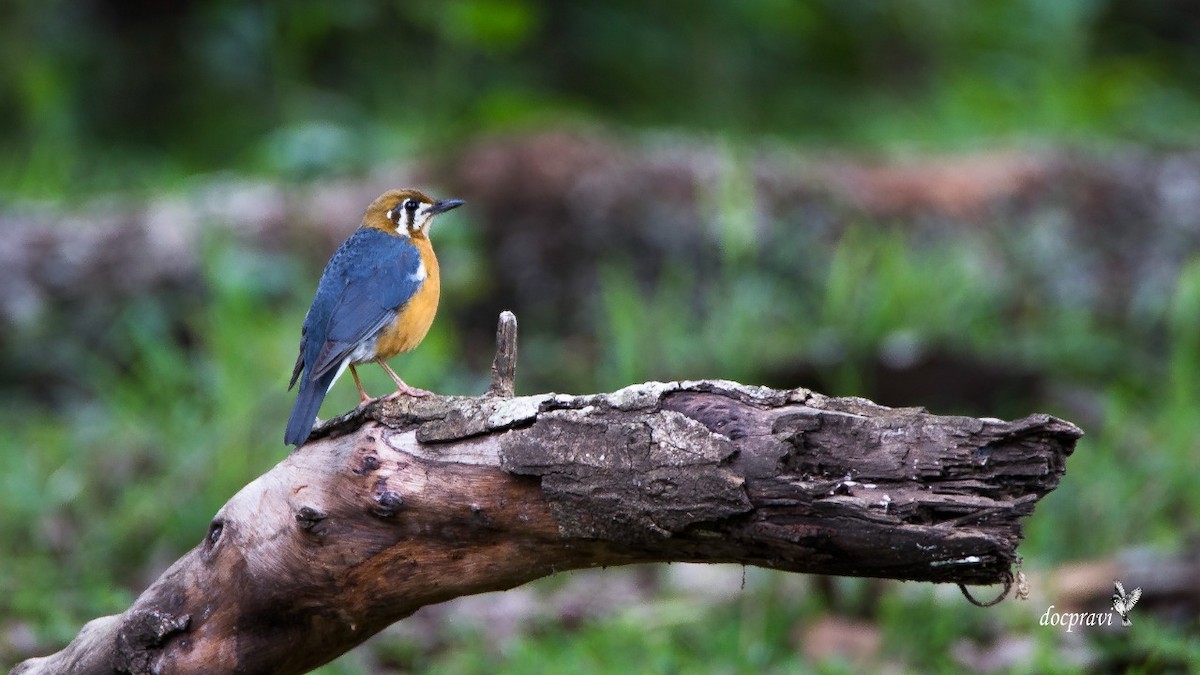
[113,609,190,673]
[295,506,327,530]
[373,491,404,518]
[205,519,224,548]
[354,454,381,475]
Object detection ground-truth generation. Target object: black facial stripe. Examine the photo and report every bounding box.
[396,199,422,229]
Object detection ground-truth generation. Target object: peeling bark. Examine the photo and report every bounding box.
[12,320,1080,675]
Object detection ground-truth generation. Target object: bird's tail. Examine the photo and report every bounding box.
[285,367,339,446]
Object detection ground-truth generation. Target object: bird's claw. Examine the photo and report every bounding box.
[383,387,431,401]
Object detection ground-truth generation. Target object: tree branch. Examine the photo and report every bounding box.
[13,315,1081,675]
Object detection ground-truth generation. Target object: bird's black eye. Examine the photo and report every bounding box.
[404,199,420,212]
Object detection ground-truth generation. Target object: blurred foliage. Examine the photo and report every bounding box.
[4,0,1200,196]
[3,0,1200,672]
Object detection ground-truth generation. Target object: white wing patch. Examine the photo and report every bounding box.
[327,357,351,393]
[408,258,426,283]
[326,337,383,392]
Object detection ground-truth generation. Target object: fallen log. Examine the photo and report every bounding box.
[13,313,1080,674]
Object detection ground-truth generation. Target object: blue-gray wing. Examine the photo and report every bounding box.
[300,228,423,381]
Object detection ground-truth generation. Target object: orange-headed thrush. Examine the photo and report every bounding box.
[285,188,464,446]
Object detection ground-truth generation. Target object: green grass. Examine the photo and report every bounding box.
[426,604,813,675]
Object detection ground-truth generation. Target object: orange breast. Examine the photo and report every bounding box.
[375,234,440,359]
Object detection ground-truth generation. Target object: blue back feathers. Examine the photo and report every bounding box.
[285,228,423,445]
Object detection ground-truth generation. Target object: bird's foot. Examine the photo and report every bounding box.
[383,385,432,401]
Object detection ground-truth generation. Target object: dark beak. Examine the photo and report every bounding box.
[428,198,465,215]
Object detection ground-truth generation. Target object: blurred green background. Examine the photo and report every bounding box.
[3,0,1200,672]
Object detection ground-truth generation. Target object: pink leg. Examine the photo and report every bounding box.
[349,364,371,403]
[377,359,430,398]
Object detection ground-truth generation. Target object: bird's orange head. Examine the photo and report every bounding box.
[361,188,464,238]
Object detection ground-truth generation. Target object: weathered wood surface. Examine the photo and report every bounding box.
[13,372,1079,674]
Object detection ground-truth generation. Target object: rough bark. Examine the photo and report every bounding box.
[12,316,1081,675]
